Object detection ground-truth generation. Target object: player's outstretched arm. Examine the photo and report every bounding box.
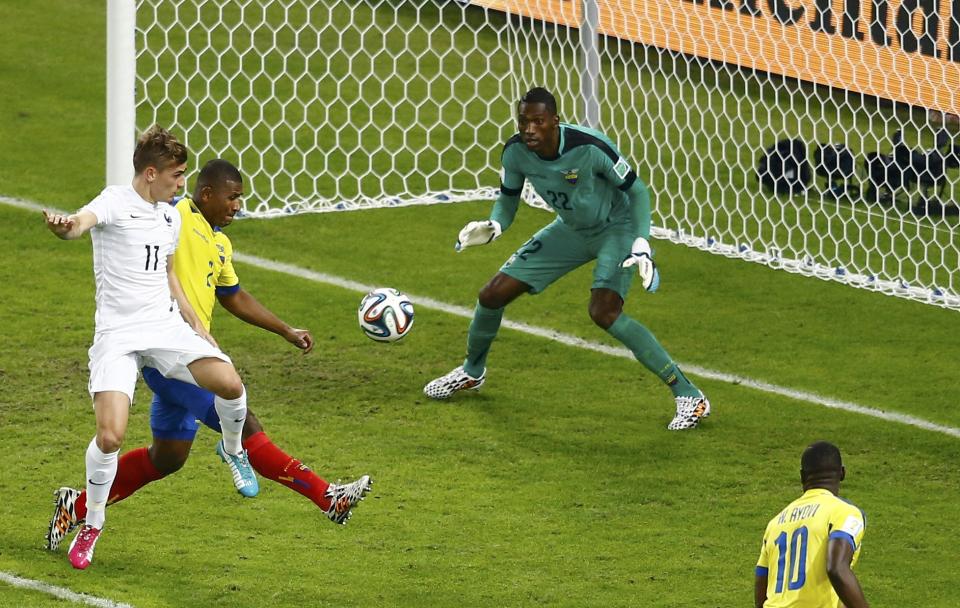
[217,288,313,353]
[826,538,870,608]
[456,178,521,251]
[456,219,502,251]
[619,179,659,292]
[624,178,652,241]
[621,236,659,292]
[42,209,97,240]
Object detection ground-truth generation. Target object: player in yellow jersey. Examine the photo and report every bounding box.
[755,441,869,608]
[46,160,371,553]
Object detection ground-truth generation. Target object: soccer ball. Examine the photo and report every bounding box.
[358,288,414,342]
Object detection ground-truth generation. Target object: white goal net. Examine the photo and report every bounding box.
[128,0,960,309]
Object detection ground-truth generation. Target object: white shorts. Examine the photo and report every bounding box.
[87,316,231,403]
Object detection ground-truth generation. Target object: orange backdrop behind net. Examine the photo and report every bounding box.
[470,0,960,114]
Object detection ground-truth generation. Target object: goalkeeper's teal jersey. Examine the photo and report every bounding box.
[500,123,638,232]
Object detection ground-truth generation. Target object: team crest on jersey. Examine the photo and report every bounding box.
[216,243,226,263]
[563,168,579,185]
[613,157,631,179]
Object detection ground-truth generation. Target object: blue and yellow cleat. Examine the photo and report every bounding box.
[216,440,259,498]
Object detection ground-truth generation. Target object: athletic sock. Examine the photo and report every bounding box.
[244,431,332,510]
[214,387,247,455]
[463,302,504,378]
[75,446,167,521]
[606,313,699,397]
[83,437,119,530]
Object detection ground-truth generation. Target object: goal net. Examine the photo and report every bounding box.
[131,0,960,309]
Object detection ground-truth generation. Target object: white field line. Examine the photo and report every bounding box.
[0,571,134,608]
[8,195,959,441]
[234,252,960,440]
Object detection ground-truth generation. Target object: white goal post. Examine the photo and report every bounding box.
[108,0,960,310]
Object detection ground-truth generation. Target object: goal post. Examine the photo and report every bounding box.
[110,0,960,310]
[106,0,136,187]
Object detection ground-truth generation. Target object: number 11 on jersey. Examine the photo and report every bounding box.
[144,244,161,271]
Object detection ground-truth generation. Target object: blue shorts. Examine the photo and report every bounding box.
[142,366,221,441]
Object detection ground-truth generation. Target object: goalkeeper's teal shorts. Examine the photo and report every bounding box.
[499,218,636,299]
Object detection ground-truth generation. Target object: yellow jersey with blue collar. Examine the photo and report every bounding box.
[171,196,240,331]
[756,488,866,608]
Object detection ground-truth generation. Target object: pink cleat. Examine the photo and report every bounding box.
[67,525,101,570]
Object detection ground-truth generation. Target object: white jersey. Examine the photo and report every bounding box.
[80,185,181,333]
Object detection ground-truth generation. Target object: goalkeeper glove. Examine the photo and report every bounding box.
[621,236,660,292]
[455,220,502,252]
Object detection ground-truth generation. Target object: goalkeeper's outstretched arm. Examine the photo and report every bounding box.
[620,179,659,292]
[490,160,525,233]
[625,178,651,240]
[489,189,520,233]
[455,186,521,251]
[456,154,523,251]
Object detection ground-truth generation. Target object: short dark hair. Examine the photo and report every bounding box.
[801,441,843,477]
[133,125,188,173]
[196,158,242,191]
[519,87,558,115]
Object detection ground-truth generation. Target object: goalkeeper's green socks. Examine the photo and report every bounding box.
[462,302,504,378]
[606,313,699,398]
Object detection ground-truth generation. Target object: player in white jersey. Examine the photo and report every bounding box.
[43,125,257,570]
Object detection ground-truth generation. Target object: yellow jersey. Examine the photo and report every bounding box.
[170,196,239,331]
[756,488,866,608]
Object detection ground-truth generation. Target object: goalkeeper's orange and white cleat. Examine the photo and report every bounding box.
[423,365,485,400]
[667,393,711,431]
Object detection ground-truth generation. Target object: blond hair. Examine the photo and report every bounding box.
[133,125,188,174]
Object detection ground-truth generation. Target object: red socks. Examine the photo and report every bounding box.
[75,447,166,520]
[73,435,332,519]
[243,431,331,510]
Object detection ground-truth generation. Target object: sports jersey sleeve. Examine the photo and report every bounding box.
[827,502,866,559]
[79,189,117,226]
[589,144,651,239]
[755,523,771,576]
[625,178,651,240]
[489,142,524,232]
[214,233,241,296]
[592,143,638,192]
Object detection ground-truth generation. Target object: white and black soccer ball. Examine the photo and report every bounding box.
[358,288,414,342]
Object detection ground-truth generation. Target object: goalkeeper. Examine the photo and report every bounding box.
[424,87,711,430]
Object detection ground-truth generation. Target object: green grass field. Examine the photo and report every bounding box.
[2,2,960,607]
